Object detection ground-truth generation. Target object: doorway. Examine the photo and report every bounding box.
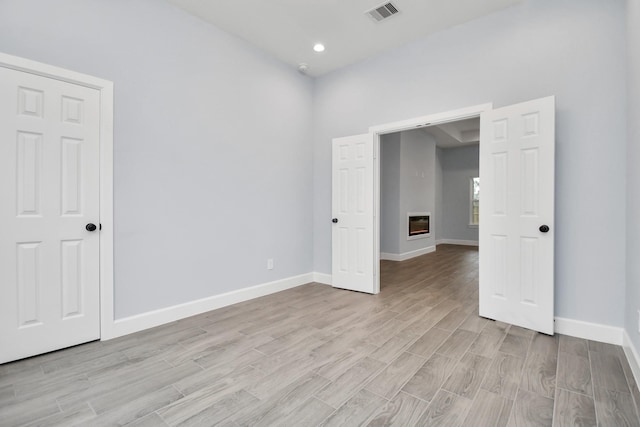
[332,98,556,334]
[372,104,491,293]
[378,119,480,279]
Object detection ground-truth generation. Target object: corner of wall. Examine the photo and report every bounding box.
[624,0,640,388]
[624,330,640,389]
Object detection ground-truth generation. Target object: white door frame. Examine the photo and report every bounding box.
[0,52,116,340]
[369,103,493,293]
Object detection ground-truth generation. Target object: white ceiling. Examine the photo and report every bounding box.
[416,117,480,148]
[166,0,523,77]
[429,117,480,148]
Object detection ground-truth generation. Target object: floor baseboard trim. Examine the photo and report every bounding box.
[313,272,332,285]
[623,331,640,388]
[380,246,436,262]
[103,271,629,353]
[105,273,314,340]
[436,239,479,247]
[554,317,623,345]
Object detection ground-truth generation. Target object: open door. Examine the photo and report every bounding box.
[479,96,555,334]
[0,65,102,363]
[331,133,376,294]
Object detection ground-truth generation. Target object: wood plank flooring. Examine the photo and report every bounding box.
[1,245,640,426]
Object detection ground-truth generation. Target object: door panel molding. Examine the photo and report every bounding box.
[331,134,376,293]
[479,96,555,334]
[0,52,115,342]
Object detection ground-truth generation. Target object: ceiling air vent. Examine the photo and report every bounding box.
[366,2,399,22]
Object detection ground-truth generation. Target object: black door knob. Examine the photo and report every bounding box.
[86,223,97,232]
[332,218,338,223]
[539,225,550,233]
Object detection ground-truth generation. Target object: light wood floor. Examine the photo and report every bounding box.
[2,245,640,426]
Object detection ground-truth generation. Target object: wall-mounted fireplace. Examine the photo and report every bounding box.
[407,212,431,240]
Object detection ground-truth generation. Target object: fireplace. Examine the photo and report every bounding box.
[408,212,430,240]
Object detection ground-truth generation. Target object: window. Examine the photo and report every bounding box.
[470,177,480,226]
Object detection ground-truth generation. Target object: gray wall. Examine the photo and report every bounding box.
[435,148,444,241]
[398,131,436,254]
[440,146,479,242]
[380,130,436,255]
[380,133,401,254]
[313,0,627,326]
[0,0,314,319]
[626,0,640,352]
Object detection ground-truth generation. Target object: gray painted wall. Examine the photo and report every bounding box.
[380,130,436,255]
[626,0,640,352]
[0,0,314,319]
[380,133,401,254]
[383,139,479,251]
[441,146,479,242]
[398,131,436,254]
[435,148,444,242]
[313,0,627,326]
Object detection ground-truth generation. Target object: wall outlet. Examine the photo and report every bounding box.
[267,259,274,270]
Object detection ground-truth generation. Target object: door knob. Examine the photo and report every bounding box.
[86,223,97,232]
[332,218,338,223]
[539,225,550,233]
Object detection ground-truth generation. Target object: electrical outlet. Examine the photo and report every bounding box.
[267,259,274,270]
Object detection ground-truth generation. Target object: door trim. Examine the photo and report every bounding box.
[0,52,116,340]
[369,103,493,293]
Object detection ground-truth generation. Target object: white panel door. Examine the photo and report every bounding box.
[479,96,555,334]
[331,134,376,294]
[0,66,101,363]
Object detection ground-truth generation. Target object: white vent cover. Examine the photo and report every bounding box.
[366,2,399,22]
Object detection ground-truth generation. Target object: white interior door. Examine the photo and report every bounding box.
[0,66,101,363]
[479,96,555,334]
[331,133,376,294]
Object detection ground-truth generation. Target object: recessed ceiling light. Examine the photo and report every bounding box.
[313,43,325,53]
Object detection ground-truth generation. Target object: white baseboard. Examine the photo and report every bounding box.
[104,273,314,340]
[102,267,632,361]
[313,272,332,285]
[554,317,623,345]
[436,239,479,247]
[623,330,640,387]
[380,245,436,262]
